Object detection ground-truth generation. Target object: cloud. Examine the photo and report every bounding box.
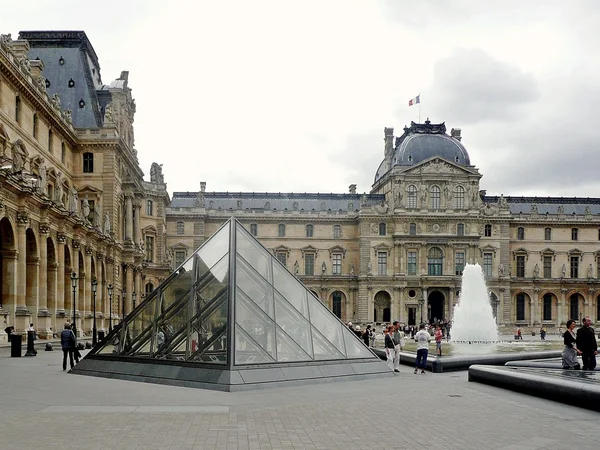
[427,48,539,125]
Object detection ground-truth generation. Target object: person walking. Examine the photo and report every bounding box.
[414,323,431,374]
[434,324,443,356]
[562,319,582,369]
[384,326,396,372]
[576,316,598,370]
[362,325,372,347]
[392,321,402,373]
[60,323,76,371]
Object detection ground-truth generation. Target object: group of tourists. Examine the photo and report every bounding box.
[383,321,406,373]
[562,316,598,370]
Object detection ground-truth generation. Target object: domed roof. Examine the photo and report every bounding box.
[374,120,471,183]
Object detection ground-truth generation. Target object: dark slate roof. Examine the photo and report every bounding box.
[375,120,470,182]
[20,31,106,128]
[484,196,600,215]
[170,192,385,211]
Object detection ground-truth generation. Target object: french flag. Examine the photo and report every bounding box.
[408,94,420,106]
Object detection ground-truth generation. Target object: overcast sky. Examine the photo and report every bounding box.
[4,0,599,197]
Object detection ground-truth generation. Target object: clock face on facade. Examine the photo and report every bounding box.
[432,223,440,233]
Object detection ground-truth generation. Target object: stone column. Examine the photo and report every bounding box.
[71,241,81,333]
[55,234,66,317]
[586,288,594,321]
[126,264,134,315]
[15,214,30,331]
[558,288,567,327]
[83,246,92,333]
[133,201,141,248]
[422,287,428,324]
[38,226,52,337]
[125,195,133,242]
[531,288,540,327]
[393,241,401,275]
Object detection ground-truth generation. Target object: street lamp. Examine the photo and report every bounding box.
[70,272,78,336]
[107,283,113,332]
[418,298,424,324]
[91,277,98,346]
[132,291,137,310]
[121,288,126,321]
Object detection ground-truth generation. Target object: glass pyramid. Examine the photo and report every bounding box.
[91,219,375,367]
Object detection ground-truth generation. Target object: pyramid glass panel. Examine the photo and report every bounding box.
[307,294,346,355]
[236,255,274,319]
[188,289,228,364]
[310,326,345,360]
[236,225,271,282]
[235,325,276,364]
[275,327,312,362]
[272,262,308,318]
[344,331,376,359]
[273,290,313,359]
[235,288,276,362]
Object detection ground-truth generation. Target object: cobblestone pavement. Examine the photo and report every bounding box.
[0,346,598,450]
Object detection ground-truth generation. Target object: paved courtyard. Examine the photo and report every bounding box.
[1,343,599,450]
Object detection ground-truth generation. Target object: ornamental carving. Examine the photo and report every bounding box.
[39,224,50,234]
[57,233,67,244]
[85,246,93,255]
[72,239,80,249]
[420,159,462,175]
[16,212,29,225]
[480,203,498,216]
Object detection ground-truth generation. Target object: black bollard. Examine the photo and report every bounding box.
[45,343,53,351]
[25,330,37,357]
[10,334,22,357]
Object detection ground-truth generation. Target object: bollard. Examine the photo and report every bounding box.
[85,341,92,349]
[77,342,85,350]
[25,330,37,357]
[11,334,22,357]
[45,343,53,351]
[98,330,105,341]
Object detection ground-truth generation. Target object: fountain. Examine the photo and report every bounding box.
[451,263,498,342]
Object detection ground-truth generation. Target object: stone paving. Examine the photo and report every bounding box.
[1,345,599,450]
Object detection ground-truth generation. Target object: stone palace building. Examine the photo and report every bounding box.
[1,30,599,342]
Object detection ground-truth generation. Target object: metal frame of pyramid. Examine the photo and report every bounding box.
[71,218,391,391]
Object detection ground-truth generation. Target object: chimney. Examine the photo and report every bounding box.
[349,184,357,194]
[10,39,30,62]
[384,127,394,158]
[451,128,462,141]
[29,58,44,79]
[200,182,206,193]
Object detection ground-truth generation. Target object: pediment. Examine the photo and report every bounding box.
[328,245,346,257]
[171,242,188,249]
[273,245,291,257]
[77,185,103,194]
[373,243,391,256]
[143,225,158,234]
[402,157,476,176]
[300,245,319,254]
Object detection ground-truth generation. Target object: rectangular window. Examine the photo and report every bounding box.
[484,224,492,237]
[457,223,464,236]
[517,227,525,240]
[332,253,342,275]
[146,200,153,216]
[83,152,94,173]
[570,256,579,278]
[572,228,578,241]
[48,129,53,152]
[145,236,154,262]
[61,142,66,163]
[407,251,417,275]
[306,224,313,237]
[377,252,387,276]
[407,187,417,209]
[455,252,465,275]
[483,253,492,277]
[431,188,440,210]
[455,188,464,209]
[176,222,184,235]
[516,255,525,277]
[33,114,38,138]
[379,223,386,236]
[304,253,315,275]
[276,252,287,267]
[250,223,258,236]
[333,225,341,239]
[516,293,525,321]
[278,224,285,237]
[543,256,552,278]
[409,223,416,236]
[15,96,21,123]
[174,250,186,267]
[545,228,551,240]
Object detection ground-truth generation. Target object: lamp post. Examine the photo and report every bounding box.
[107,283,113,332]
[121,288,126,322]
[70,272,78,336]
[91,277,98,346]
[418,298,424,324]
[132,291,137,311]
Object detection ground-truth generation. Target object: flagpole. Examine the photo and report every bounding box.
[418,92,421,123]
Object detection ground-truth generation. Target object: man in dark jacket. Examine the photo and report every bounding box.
[576,316,598,370]
[60,323,76,371]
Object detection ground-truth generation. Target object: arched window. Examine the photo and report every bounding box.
[333,224,341,239]
[427,247,443,276]
[407,185,417,208]
[145,283,155,296]
[454,185,465,209]
[457,223,465,236]
[278,224,285,237]
[430,185,441,209]
[306,224,314,237]
[331,291,343,318]
[379,223,386,236]
[543,293,552,321]
[484,224,492,237]
[516,293,526,321]
[83,152,94,173]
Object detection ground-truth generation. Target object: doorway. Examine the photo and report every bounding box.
[428,290,445,323]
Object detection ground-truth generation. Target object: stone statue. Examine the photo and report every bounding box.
[51,93,61,111]
[530,204,538,214]
[54,172,63,206]
[557,205,564,214]
[367,259,373,275]
[166,248,173,266]
[12,140,26,172]
[499,194,507,208]
[350,262,355,276]
[585,206,592,215]
[149,162,164,183]
[293,260,299,275]
[103,213,111,235]
[38,159,47,195]
[104,102,115,123]
[588,264,593,278]
[498,263,504,277]
[420,185,427,203]
[321,261,327,274]
[444,184,453,202]
[561,264,566,278]
[82,195,90,222]
[533,264,540,278]
[63,109,72,125]
[69,187,79,214]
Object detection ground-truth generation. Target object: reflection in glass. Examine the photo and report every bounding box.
[274,291,313,359]
[273,262,308,318]
[236,288,276,361]
[236,255,274,319]
[236,226,271,282]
